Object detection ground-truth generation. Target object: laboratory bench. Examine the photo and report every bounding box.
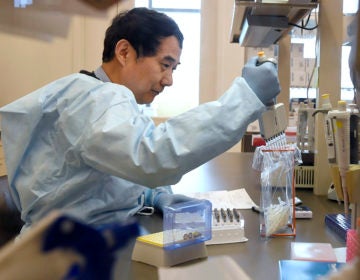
[0,152,345,279]
[112,152,345,280]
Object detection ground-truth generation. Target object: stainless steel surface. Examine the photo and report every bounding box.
[113,152,345,279]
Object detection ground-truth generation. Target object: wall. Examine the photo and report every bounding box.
[0,0,133,109]
[200,0,245,103]
[198,0,245,152]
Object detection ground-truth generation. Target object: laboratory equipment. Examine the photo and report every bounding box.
[328,101,351,214]
[324,213,351,242]
[255,51,288,147]
[321,94,336,163]
[253,144,302,238]
[313,93,357,204]
[250,50,302,237]
[296,101,315,153]
[162,199,212,249]
[294,205,313,219]
[348,104,359,164]
[322,100,359,212]
[347,5,360,232]
[206,208,247,245]
[315,97,360,237]
[230,0,319,47]
[253,202,313,219]
[132,199,211,267]
[322,100,360,241]
[258,102,288,146]
[181,189,251,245]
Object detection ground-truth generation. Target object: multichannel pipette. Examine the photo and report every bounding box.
[256,52,288,147]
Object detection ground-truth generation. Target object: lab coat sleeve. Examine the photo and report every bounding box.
[80,77,265,187]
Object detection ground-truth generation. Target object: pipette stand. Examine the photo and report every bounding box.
[254,146,297,238]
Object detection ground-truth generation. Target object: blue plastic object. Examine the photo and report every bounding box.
[42,215,139,280]
[325,213,351,242]
[163,199,212,250]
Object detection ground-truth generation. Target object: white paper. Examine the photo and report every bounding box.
[177,188,256,209]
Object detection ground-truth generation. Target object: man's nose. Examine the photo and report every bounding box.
[161,70,173,87]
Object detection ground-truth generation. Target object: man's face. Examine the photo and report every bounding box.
[123,36,182,104]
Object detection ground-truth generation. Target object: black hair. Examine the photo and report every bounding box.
[102,7,184,62]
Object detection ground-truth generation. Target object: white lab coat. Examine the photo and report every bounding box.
[0,72,265,232]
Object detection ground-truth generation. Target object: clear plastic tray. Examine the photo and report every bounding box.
[163,199,212,250]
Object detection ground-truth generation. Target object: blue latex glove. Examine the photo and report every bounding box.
[242,56,281,106]
[154,193,196,212]
[151,188,196,213]
[143,187,196,213]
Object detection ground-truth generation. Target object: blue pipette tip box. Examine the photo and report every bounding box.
[324,213,351,242]
[163,199,212,250]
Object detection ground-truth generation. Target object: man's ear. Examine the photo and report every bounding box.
[114,39,132,66]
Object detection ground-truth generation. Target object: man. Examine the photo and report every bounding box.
[0,7,280,235]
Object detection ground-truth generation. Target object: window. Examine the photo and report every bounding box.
[289,24,317,101]
[13,0,32,8]
[135,0,201,117]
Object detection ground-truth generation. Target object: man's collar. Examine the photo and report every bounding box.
[94,66,111,83]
